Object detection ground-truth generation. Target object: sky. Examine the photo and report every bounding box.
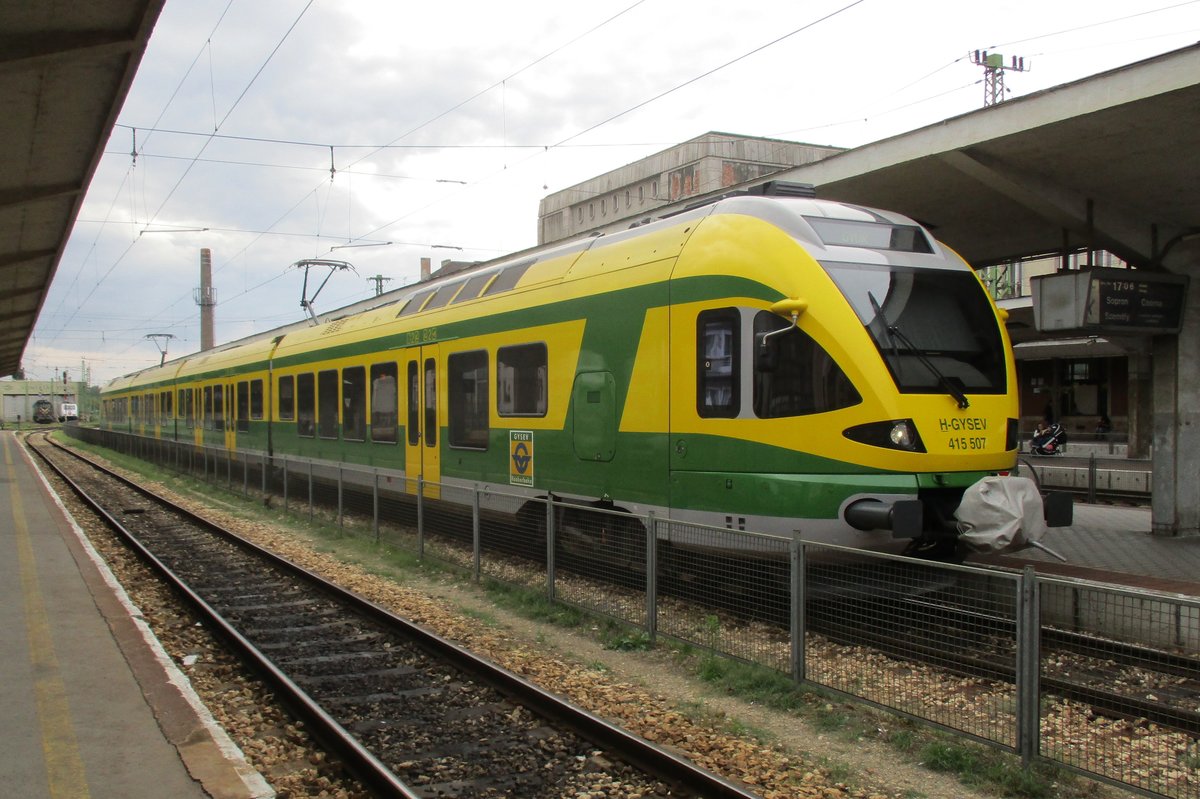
[20,0,1200,385]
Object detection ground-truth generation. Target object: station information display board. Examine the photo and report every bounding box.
[1032,267,1189,335]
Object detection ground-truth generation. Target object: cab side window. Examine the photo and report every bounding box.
[697,308,740,418]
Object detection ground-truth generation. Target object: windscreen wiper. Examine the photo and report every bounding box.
[868,292,969,410]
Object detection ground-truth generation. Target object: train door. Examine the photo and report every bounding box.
[403,345,441,499]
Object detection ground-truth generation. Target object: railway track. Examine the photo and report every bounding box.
[30,434,761,799]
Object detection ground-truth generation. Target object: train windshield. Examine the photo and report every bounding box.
[822,262,1007,395]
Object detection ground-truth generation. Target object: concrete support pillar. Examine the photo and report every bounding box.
[1127,353,1153,459]
[1151,273,1200,536]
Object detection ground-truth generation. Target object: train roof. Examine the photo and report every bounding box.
[104,188,950,393]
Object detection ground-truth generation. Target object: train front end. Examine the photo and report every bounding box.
[674,192,1064,557]
[788,201,1059,553]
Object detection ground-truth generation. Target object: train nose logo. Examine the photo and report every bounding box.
[512,442,531,474]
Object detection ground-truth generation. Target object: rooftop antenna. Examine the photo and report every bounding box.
[293,259,356,325]
[145,333,175,365]
[970,50,1030,106]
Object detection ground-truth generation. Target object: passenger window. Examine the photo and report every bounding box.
[752,312,861,418]
[697,309,740,418]
[250,379,264,420]
[497,343,547,416]
[213,384,224,432]
[236,381,250,432]
[343,366,367,442]
[318,369,339,439]
[296,373,315,437]
[202,387,213,430]
[448,350,489,449]
[370,362,398,444]
[278,376,295,421]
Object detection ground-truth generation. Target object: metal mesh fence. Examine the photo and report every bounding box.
[548,501,649,628]
[1037,578,1200,798]
[801,544,1021,747]
[63,426,1200,798]
[653,519,790,671]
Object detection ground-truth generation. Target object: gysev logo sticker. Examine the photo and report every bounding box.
[509,430,534,486]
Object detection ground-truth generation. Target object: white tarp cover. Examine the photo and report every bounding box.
[955,476,1048,552]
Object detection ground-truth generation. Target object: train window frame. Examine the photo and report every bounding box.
[342,365,367,442]
[752,312,861,418]
[697,308,741,418]
[250,379,264,420]
[278,375,295,421]
[236,381,250,433]
[202,387,212,430]
[369,362,399,444]
[318,369,339,439]
[497,343,547,417]
[296,373,315,437]
[185,389,195,428]
[448,349,489,450]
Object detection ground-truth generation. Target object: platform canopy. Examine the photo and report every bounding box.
[0,0,164,377]
[777,44,1200,277]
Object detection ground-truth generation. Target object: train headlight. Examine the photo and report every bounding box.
[843,419,926,452]
[889,421,913,448]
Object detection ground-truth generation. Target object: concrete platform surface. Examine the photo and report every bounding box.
[968,501,1200,595]
[0,431,272,799]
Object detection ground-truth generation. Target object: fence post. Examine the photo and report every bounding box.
[373,470,380,544]
[261,452,267,496]
[243,454,249,496]
[307,459,314,521]
[282,455,289,511]
[645,511,657,644]
[417,476,425,560]
[545,494,556,602]
[1016,566,1041,768]
[337,463,344,528]
[472,485,481,583]
[791,531,806,684]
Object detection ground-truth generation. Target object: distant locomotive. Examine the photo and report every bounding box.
[100,183,1062,556]
[32,399,55,424]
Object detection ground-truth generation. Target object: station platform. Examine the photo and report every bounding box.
[967,501,1200,596]
[0,431,271,799]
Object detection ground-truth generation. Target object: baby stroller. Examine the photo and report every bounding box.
[1030,422,1067,456]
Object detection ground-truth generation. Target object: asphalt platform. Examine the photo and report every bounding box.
[0,431,271,799]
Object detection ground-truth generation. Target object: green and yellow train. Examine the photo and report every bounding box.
[101,183,1041,555]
